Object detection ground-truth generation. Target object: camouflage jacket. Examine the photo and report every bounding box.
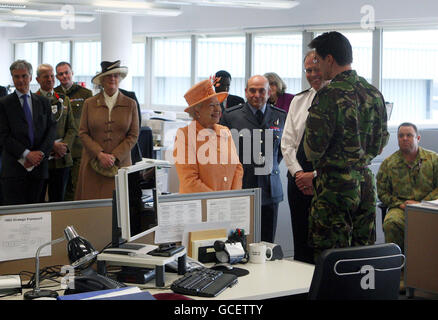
[376,147,438,209]
[36,90,78,168]
[54,83,93,158]
[304,70,389,171]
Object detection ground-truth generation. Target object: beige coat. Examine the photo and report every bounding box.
[75,91,139,200]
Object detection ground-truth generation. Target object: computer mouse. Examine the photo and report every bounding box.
[210,263,233,271]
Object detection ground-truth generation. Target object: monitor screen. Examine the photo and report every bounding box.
[115,162,159,243]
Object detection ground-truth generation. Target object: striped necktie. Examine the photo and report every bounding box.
[21,94,34,146]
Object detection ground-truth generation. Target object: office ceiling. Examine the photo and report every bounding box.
[0,0,300,27]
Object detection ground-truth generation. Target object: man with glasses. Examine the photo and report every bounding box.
[303,32,389,260]
[0,60,56,205]
[220,75,286,242]
[281,50,329,263]
[377,122,438,253]
[54,61,92,201]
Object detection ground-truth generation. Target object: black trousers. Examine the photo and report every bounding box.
[261,203,279,243]
[288,174,314,264]
[41,167,71,202]
[1,176,45,205]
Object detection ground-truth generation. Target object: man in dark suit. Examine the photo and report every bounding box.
[214,70,245,113]
[0,85,7,204]
[0,60,56,205]
[220,75,286,242]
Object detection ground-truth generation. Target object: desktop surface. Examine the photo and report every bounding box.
[3,259,314,301]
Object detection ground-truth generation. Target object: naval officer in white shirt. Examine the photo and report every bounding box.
[281,50,329,264]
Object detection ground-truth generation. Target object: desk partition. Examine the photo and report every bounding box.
[0,188,261,276]
[405,204,438,296]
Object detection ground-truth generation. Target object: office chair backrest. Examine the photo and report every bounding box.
[308,243,404,300]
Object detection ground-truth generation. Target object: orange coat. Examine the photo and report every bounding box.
[75,91,139,200]
[173,121,243,193]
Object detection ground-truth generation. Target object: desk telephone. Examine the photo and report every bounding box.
[64,271,126,295]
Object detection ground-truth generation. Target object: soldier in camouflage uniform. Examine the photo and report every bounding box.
[36,64,78,202]
[54,62,92,201]
[304,32,389,259]
[377,122,438,253]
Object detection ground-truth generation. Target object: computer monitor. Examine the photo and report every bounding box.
[112,162,159,247]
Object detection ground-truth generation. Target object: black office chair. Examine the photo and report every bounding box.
[137,126,154,159]
[308,243,404,300]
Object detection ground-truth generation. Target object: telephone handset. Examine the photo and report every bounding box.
[64,272,126,295]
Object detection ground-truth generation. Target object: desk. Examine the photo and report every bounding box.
[148,259,315,300]
[3,260,314,300]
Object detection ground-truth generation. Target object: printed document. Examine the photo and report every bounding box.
[0,212,52,262]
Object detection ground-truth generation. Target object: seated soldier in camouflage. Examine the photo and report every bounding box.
[377,122,438,252]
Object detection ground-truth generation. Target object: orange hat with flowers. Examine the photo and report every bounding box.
[183,78,228,113]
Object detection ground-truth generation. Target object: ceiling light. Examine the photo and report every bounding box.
[0,0,27,9]
[11,9,95,22]
[92,0,182,16]
[0,19,26,27]
[162,0,299,9]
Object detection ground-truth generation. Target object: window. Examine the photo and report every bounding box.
[42,41,71,69]
[72,40,101,91]
[14,42,39,91]
[132,41,145,105]
[152,37,191,107]
[197,36,246,98]
[382,29,438,124]
[253,34,302,94]
[313,31,373,82]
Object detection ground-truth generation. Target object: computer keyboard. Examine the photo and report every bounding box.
[171,268,238,297]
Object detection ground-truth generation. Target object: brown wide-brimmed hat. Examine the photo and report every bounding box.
[184,79,228,113]
[92,60,128,85]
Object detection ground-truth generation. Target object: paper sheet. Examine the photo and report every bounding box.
[206,196,251,234]
[0,212,52,262]
[154,200,202,243]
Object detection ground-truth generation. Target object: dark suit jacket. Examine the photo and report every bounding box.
[0,86,7,98]
[119,88,143,164]
[0,92,56,179]
[220,102,286,205]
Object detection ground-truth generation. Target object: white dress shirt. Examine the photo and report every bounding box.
[281,87,317,176]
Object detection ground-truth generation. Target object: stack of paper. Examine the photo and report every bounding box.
[57,287,155,300]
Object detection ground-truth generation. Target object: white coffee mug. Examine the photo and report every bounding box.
[249,243,273,264]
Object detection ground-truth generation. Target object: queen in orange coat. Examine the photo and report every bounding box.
[173,79,243,193]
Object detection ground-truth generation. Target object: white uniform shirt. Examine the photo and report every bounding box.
[281,87,317,176]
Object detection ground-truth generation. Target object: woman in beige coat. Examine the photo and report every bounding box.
[75,60,139,200]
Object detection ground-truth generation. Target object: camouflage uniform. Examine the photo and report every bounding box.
[304,70,389,259]
[54,83,92,201]
[36,90,78,201]
[376,147,438,252]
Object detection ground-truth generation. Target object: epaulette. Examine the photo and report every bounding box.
[268,103,286,113]
[294,88,311,96]
[224,103,244,113]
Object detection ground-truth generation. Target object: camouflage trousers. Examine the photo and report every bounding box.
[382,207,405,253]
[309,167,377,261]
